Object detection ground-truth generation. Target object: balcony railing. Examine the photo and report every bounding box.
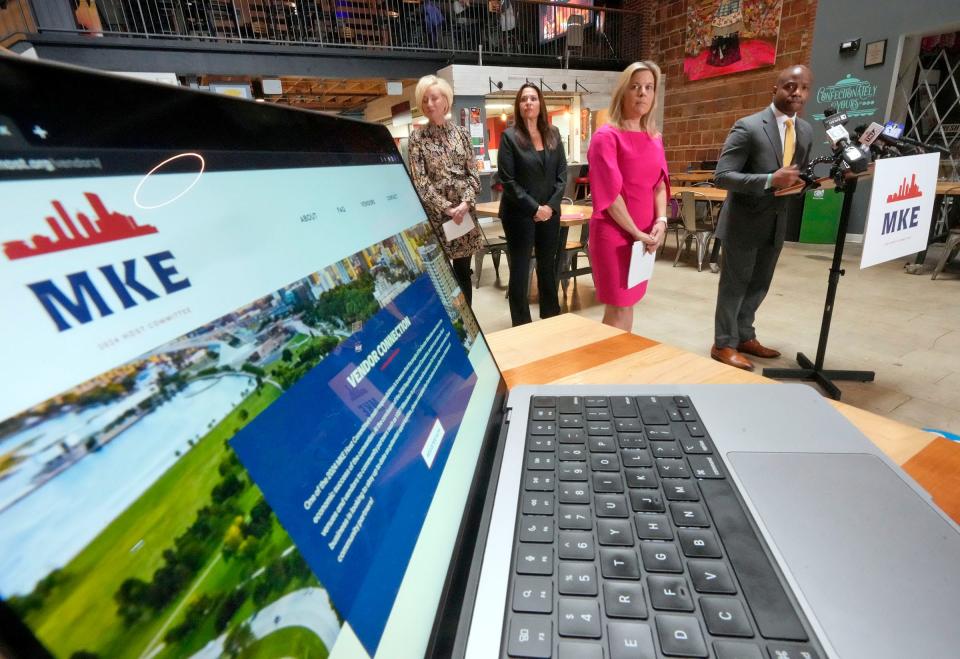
[1,0,639,65]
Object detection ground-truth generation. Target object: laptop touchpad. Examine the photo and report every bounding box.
[727,451,960,659]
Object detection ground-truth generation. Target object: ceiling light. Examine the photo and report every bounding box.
[500,112,507,121]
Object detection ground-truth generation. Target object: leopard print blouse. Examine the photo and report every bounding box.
[408,121,484,259]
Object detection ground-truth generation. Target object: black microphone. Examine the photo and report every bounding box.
[877,132,950,156]
[821,109,869,173]
[854,123,900,158]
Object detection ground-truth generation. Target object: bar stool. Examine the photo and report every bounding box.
[574,176,590,200]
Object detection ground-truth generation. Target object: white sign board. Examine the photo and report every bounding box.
[861,152,940,269]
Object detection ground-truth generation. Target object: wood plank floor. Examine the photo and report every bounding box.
[470,237,960,433]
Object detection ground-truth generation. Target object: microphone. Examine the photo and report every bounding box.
[821,108,869,173]
[878,132,950,156]
[854,121,951,156]
[854,122,900,158]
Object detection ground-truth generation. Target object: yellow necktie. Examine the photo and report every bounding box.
[783,118,795,166]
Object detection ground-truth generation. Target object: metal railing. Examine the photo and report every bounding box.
[1,0,638,64]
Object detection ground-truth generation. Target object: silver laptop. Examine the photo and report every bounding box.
[1,55,958,659]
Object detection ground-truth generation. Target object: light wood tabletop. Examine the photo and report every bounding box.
[485,314,960,523]
[671,171,715,184]
[672,186,727,202]
[474,201,592,227]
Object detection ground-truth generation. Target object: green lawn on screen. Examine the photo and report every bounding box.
[240,625,328,659]
[27,383,282,658]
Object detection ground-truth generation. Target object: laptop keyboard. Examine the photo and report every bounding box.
[502,395,823,659]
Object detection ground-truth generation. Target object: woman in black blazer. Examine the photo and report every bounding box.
[497,83,568,326]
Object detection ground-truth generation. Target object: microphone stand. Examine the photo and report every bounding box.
[762,157,875,400]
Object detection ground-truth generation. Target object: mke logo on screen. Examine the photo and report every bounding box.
[4,193,192,332]
[2,192,158,260]
[882,174,923,236]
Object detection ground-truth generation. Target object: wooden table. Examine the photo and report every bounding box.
[486,314,960,523]
[672,186,727,203]
[937,181,960,194]
[473,201,594,285]
[474,201,592,227]
[671,171,715,184]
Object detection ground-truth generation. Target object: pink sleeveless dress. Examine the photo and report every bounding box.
[587,124,670,306]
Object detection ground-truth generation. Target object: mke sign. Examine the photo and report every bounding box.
[861,153,941,268]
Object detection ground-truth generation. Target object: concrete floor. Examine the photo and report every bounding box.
[469,235,960,434]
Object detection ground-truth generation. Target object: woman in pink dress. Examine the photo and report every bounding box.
[588,61,670,331]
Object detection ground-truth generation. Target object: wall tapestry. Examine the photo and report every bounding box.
[684,0,783,81]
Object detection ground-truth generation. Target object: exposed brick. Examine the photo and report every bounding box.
[654,0,818,172]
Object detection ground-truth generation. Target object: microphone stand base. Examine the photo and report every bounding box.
[763,352,875,401]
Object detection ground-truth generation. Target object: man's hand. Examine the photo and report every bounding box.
[771,164,801,189]
[534,205,553,222]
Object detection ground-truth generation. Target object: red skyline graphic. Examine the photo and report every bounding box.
[887,174,923,203]
[3,193,158,261]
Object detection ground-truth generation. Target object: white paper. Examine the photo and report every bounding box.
[628,241,656,288]
[442,211,476,241]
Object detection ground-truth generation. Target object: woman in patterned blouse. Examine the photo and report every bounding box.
[408,75,484,305]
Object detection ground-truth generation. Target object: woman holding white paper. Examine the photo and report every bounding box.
[588,61,670,331]
[497,83,567,326]
[408,75,483,305]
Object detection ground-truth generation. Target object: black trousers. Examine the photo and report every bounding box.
[714,240,782,348]
[502,215,561,326]
[451,256,473,306]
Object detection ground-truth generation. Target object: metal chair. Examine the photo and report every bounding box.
[674,190,715,272]
[474,219,508,288]
[558,197,591,294]
[931,227,960,280]
[659,197,683,258]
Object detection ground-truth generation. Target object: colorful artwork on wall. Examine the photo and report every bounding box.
[683,0,784,81]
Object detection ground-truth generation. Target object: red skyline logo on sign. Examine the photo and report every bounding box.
[887,174,923,203]
[3,193,158,261]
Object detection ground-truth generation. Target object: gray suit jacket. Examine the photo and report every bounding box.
[714,107,813,249]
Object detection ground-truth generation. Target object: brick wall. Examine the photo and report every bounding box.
[653,0,818,174]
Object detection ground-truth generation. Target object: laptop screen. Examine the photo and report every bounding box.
[0,55,503,658]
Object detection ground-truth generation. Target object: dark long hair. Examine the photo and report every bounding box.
[512,83,558,150]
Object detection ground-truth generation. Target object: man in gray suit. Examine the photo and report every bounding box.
[710,65,813,371]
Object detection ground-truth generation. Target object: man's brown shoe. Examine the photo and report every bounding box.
[710,345,754,371]
[736,338,781,359]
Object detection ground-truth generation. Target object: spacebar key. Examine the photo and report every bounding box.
[699,479,808,641]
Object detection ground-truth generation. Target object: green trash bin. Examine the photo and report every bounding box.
[799,188,842,244]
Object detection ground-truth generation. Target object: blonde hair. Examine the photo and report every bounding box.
[608,61,662,134]
[415,75,454,116]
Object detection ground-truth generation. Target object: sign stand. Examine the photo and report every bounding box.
[762,174,875,400]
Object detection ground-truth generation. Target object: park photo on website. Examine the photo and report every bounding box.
[0,219,480,659]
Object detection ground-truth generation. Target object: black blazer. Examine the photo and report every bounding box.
[497,126,568,222]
